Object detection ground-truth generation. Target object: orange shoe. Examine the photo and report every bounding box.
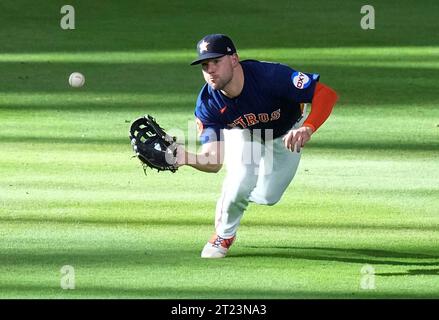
[201,234,236,258]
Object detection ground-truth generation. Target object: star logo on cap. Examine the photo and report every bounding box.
[199,40,209,53]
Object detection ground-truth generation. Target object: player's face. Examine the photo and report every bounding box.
[201,55,234,90]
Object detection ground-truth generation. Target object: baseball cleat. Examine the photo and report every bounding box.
[201,234,235,258]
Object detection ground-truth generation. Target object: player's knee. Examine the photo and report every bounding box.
[225,173,257,201]
[262,197,281,206]
[232,185,255,203]
[252,192,282,206]
[266,198,280,206]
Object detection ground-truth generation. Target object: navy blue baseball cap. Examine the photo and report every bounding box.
[190,34,237,65]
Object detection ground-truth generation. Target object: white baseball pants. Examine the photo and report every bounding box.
[214,124,304,238]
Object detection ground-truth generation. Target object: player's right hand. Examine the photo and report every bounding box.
[282,126,313,153]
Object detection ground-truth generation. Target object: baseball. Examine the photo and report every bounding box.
[69,72,85,88]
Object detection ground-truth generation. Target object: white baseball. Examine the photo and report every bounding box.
[69,72,85,87]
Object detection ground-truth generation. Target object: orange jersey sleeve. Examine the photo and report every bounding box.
[303,82,338,132]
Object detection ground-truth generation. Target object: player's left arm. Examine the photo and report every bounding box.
[283,82,338,152]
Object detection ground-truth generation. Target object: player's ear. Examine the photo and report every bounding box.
[231,53,240,67]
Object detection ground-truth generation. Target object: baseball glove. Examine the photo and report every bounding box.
[129,114,178,173]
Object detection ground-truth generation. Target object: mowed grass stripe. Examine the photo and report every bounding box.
[0,92,194,106]
[1,47,439,64]
[1,221,439,298]
[1,24,439,302]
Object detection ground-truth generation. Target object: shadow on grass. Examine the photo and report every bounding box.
[268,246,439,259]
[376,269,439,276]
[0,215,210,228]
[1,135,438,153]
[1,283,438,299]
[310,140,439,152]
[235,246,439,267]
[0,100,193,112]
[2,214,439,234]
[3,215,439,233]
[0,247,200,268]
[2,245,439,297]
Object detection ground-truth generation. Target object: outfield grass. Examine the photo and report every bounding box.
[1,0,439,298]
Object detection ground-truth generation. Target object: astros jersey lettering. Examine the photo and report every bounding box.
[194,60,320,144]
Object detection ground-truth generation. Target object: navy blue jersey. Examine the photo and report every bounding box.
[194,60,320,144]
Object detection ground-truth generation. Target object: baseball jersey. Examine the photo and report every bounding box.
[194,60,320,144]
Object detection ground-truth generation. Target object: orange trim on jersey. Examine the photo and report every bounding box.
[303,82,338,132]
[220,106,228,114]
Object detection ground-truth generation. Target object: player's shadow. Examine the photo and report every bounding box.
[376,269,439,276]
[235,246,439,268]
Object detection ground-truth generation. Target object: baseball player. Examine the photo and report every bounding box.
[176,34,338,258]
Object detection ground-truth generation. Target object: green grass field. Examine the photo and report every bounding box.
[1,0,439,298]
